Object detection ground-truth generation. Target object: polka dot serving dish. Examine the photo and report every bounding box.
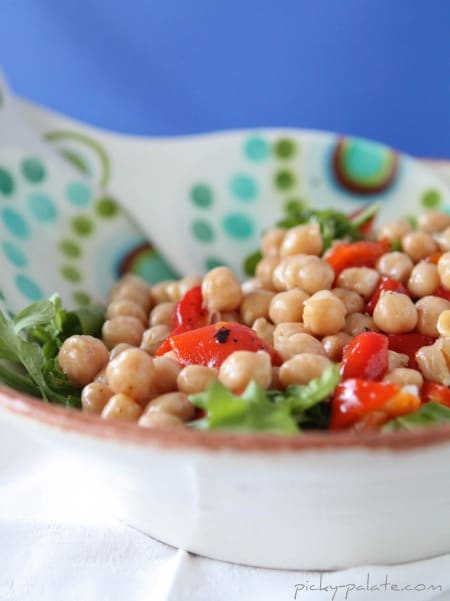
[1,87,450,569]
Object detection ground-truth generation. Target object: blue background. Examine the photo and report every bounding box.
[2,0,449,157]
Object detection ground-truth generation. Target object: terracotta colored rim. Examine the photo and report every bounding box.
[2,386,450,453]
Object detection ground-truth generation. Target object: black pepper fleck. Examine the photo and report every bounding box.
[215,327,231,344]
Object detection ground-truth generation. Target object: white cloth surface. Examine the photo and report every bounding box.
[1,457,450,601]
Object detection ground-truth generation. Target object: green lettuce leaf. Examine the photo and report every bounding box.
[383,402,450,432]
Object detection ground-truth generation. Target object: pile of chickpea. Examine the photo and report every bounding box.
[57,209,450,431]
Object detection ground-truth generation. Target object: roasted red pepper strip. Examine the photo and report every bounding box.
[325,239,391,278]
[387,333,436,369]
[158,286,209,355]
[330,379,419,429]
[433,285,450,302]
[424,252,443,265]
[341,332,389,381]
[157,321,282,367]
[366,276,410,314]
[421,381,450,408]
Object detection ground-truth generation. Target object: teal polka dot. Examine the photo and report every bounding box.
[2,242,27,267]
[21,157,46,183]
[190,184,213,208]
[66,181,92,207]
[191,219,214,242]
[230,174,258,201]
[0,168,14,196]
[2,208,30,239]
[222,213,254,239]
[244,137,270,162]
[205,257,228,270]
[28,193,57,222]
[15,274,43,301]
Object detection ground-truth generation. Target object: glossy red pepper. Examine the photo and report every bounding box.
[157,286,209,355]
[366,276,410,314]
[433,285,450,302]
[325,239,391,278]
[421,381,450,408]
[424,252,443,265]
[340,332,389,381]
[157,321,282,368]
[387,333,436,369]
[330,379,419,429]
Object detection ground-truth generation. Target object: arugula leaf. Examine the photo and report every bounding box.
[243,250,263,277]
[383,402,450,432]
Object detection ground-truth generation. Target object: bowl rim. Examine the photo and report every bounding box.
[2,386,450,453]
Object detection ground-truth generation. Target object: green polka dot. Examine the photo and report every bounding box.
[191,219,214,242]
[274,139,297,159]
[61,265,82,283]
[274,170,296,190]
[190,184,213,208]
[21,157,46,183]
[0,168,14,196]
[2,241,27,267]
[95,196,119,218]
[73,291,91,306]
[244,137,270,161]
[28,193,57,222]
[205,257,228,270]
[1,208,30,239]
[230,174,258,201]
[222,213,254,239]
[15,275,43,301]
[66,181,92,207]
[59,239,81,258]
[421,189,442,208]
[284,197,306,213]
[71,216,94,236]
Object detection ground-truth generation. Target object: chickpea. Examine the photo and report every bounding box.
[407,262,440,298]
[270,366,282,389]
[149,302,176,327]
[202,267,243,312]
[331,288,365,314]
[387,350,409,372]
[101,393,142,421]
[279,353,332,387]
[302,291,346,336]
[151,280,174,304]
[240,290,274,325]
[255,256,279,289]
[415,296,450,337]
[213,310,242,324]
[241,278,263,295]
[81,382,113,414]
[383,368,423,389]
[272,255,334,294]
[273,324,325,361]
[153,357,182,395]
[376,252,413,283]
[434,227,450,252]
[106,348,156,403]
[416,338,450,386]
[177,365,218,395]
[279,224,323,257]
[144,392,195,421]
[373,291,417,334]
[418,211,450,234]
[252,317,275,347]
[167,275,202,302]
[402,231,437,263]
[437,252,450,289]
[58,335,109,386]
[377,220,412,242]
[268,289,309,324]
[140,325,170,355]
[218,350,272,393]
[165,281,181,302]
[336,267,380,300]
[106,300,148,325]
[437,310,450,337]
[261,227,286,257]
[344,313,377,336]
[138,411,183,429]
[110,343,133,360]
[94,367,107,384]
[110,281,152,312]
[322,332,352,362]
[102,316,145,349]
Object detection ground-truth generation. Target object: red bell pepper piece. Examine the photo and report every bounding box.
[330,379,419,429]
[387,333,436,369]
[366,276,410,314]
[341,332,389,381]
[157,321,282,368]
[434,285,450,302]
[424,252,443,265]
[325,239,391,278]
[421,381,450,408]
